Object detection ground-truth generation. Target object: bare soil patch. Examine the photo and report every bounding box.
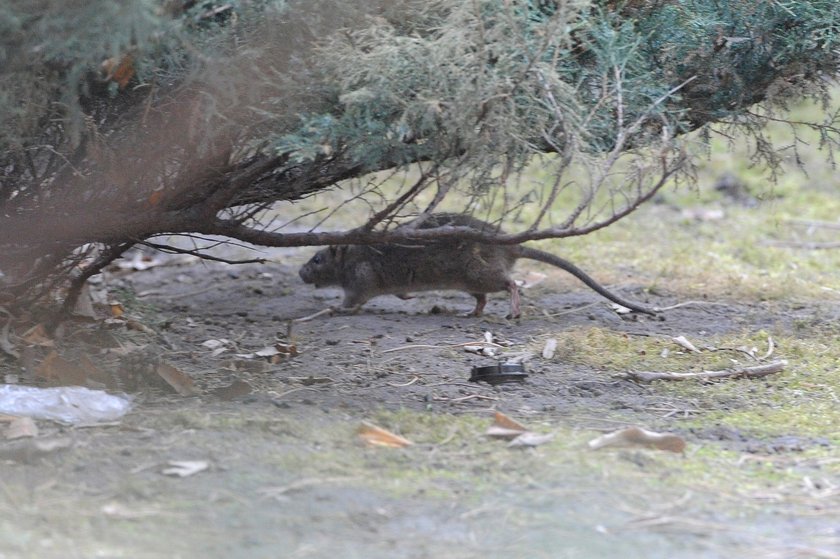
[1,248,838,558]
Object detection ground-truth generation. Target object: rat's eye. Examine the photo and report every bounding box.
[312,254,322,264]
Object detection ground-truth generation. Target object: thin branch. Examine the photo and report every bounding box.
[360,163,436,232]
[201,153,678,247]
[139,241,266,264]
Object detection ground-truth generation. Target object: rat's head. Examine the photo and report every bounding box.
[299,246,344,286]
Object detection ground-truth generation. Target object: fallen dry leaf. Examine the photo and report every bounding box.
[275,341,298,357]
[485,425,528,439]
[155,363,198,396]
[491,411,527,432]
[508,432,555,448]
[486,412,554,445]
[484,411,534,446]
[109,302,125,318]
[210,379,252,400]
[78,354,117,388]
[21,324,54,347]
[0,436,73,463]
[72,284,98,319]
[126,320,156,335]
[358,422,413,448]
[101,54,135,89]
[162,460,209,477]
[588,427,686,453]
[35,351,88,386]
[5,416,38,439]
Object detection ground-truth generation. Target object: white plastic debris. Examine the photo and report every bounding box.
[0,385,132,424]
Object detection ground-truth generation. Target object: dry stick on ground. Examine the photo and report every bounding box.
[762,240,840,250]
[654,300,734,311]
[290,307,335,324]
[787,218,840,230]
[614,359,787,383]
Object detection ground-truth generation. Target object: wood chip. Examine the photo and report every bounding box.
[672,335,700,353]
[542,338,558,359]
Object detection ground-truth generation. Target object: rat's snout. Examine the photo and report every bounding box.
[299,248,334,288]
[299,264,313,284]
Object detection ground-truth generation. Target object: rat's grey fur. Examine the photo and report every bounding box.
[298,214,655,318]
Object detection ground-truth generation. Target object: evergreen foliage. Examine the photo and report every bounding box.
[2,0,840,314]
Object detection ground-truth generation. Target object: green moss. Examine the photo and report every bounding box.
[702,404,840,442]
[540,327,773,372]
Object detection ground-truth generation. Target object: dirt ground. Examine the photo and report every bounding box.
[2,213,840,558]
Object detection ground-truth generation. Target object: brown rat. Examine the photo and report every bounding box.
[298,213,656,318]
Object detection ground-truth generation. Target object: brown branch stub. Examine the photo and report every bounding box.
[49,241,134,331]
[614,360,787,383]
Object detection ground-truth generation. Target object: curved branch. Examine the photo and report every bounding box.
[203,152,683,248]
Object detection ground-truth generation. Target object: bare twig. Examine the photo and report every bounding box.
[387,376,420,387]
[140,241,266,264]
[654,300,733,311]
[433,394,499,403]
[381,340,504,354]
[291,307,339,323]
[786,218,840,230]
[762,336,775,360]
[614,360,787,382]
[762,240,840,250]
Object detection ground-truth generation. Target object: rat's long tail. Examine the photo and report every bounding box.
[518,247,657,315]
